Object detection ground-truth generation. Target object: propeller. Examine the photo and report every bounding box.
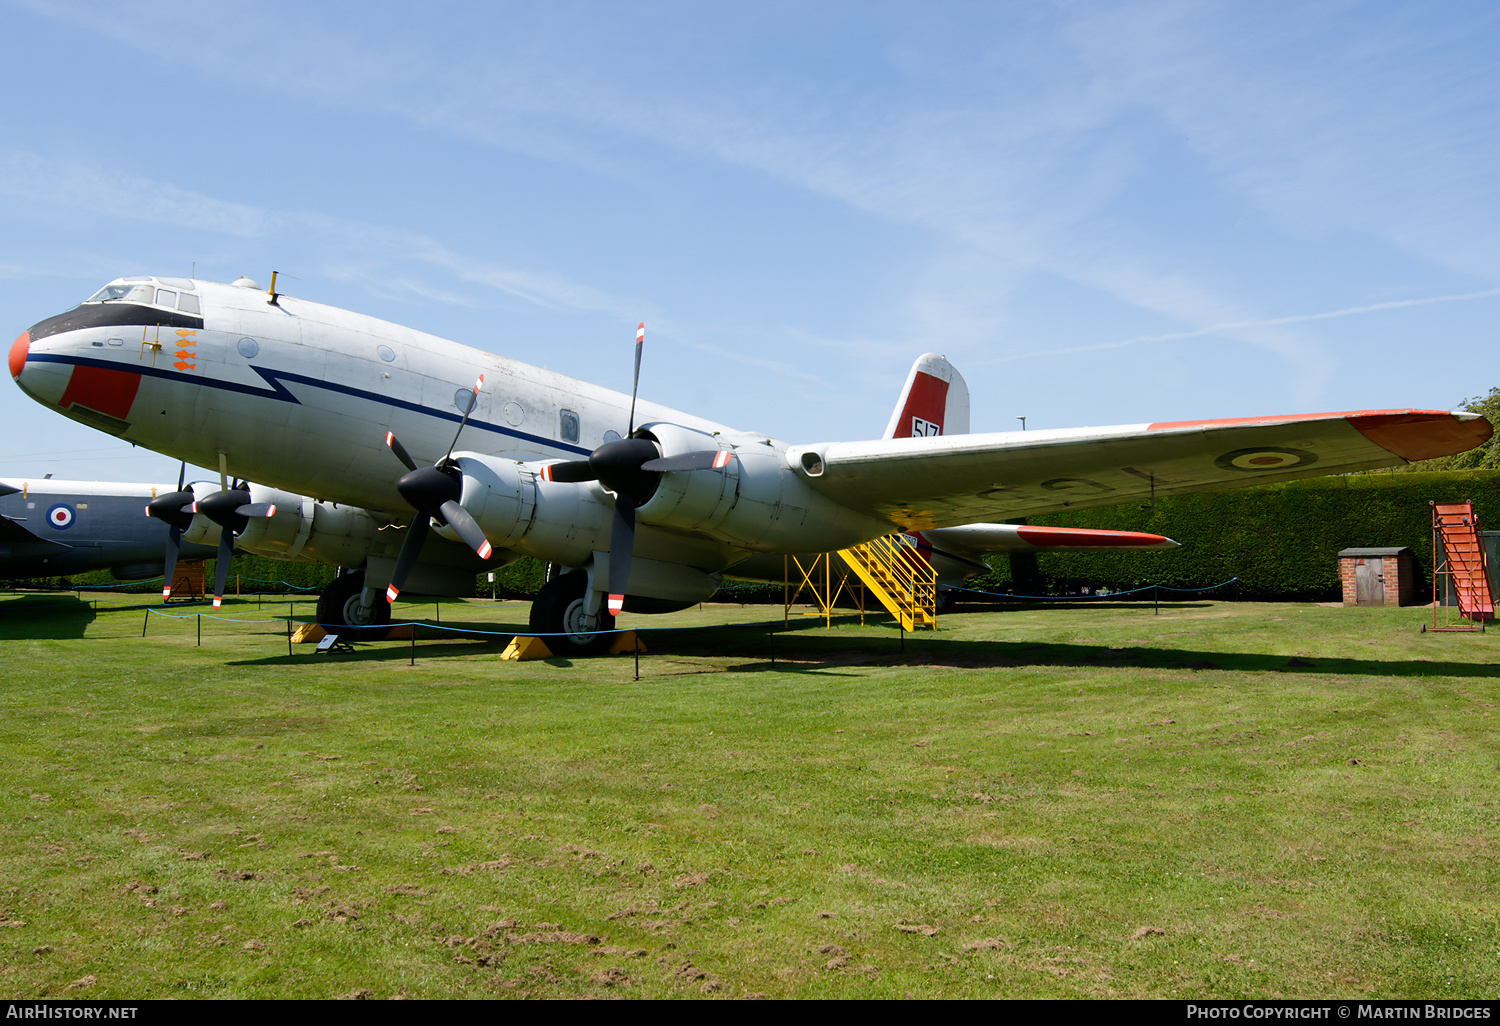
[191,479,277,610]
[143,462,195,601]
[535,324,732,616]
[382,374,494,604]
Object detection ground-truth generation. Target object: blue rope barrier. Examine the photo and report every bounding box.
[949,577,1238,601]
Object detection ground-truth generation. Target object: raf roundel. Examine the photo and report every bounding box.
[47,504,75,529]
[1214,447,1318,473]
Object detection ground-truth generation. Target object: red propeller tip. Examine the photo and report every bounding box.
[386,585,400,603]
[385,431,395,446]
[266,505,276,516]
[161,587,171,599]
[213,597,222,610]
[478,541,493,559]
[714,450,731,469]
[540,466,553,482]
[608,594,624,615]
[636,323,644,343]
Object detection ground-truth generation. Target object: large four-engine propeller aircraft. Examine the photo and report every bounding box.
[10,275,1492,652]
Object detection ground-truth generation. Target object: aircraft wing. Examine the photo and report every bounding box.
[793,409,1492,531]
[0,512,73,559]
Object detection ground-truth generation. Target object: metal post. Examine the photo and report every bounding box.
[1155,585,1159,616]
[410,625,416,666]
[142,610,149,638]
[196,614,201,647]
[287,614,292,657]
[634,633,640,681]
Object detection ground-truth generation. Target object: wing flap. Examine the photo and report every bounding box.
[795,410,1491,530]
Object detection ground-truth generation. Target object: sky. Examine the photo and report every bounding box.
[2,0,1498,485]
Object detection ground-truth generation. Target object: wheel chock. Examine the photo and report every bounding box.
[501,635,554,660]
[291,623,326,644]
[609,631,646,655]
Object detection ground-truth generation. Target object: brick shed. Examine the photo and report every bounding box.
[1338,547,1414,607]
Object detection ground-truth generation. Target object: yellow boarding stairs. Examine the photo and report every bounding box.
[784,534,938,631]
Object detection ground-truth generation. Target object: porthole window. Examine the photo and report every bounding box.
[237,337,259,359]
[560,409,580,443]
[455,388,476,414]
[377,345,396,362]
[603,430,621,443]
[107,337,123,347]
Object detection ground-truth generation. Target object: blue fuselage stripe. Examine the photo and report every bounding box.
[27,352,593,457]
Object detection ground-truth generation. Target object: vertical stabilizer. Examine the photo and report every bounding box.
[883,353,970,439]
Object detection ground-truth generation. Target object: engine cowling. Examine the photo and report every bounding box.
[229,485,394,568]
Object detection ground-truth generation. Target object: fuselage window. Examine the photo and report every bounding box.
[603,430,621,444]
[560,409,580,443]
[377,345,396,363]
[454,387,476,414]
[155,289,177,308]
[178,293,201,315]
[237,337,259,359]
[107,337,124,347]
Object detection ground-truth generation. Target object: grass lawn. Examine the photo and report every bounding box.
[0,590,1496,999]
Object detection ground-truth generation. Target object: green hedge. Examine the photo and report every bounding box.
[964,470,1500,601]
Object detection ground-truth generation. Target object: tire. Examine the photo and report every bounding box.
[529,571,615,656]
[315,571,392,641]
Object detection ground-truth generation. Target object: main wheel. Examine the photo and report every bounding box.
[529,572,615,656]
[316,571,392,641]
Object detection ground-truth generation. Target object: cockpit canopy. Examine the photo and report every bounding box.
[85,276,201,316]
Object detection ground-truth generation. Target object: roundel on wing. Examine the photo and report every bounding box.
[1214,447,1318,472]
[47,503,75,529]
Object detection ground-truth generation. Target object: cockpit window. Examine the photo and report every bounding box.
[86,283,154,304]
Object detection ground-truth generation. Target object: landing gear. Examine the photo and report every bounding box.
[316,571,392,640]
[529,571,615,657]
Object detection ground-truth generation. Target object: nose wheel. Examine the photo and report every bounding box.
[529,571,615,656]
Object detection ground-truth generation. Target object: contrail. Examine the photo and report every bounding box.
[1002,287,1500,362]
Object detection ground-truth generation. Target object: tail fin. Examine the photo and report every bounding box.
[883,353,970,439]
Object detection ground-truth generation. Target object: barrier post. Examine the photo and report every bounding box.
[196,614,201,647]
[142,610,149,638]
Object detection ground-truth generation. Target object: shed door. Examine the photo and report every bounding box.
[1354,560,1385,605]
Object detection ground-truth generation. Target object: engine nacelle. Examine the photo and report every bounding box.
[630,422,739,534]
[632,423,891,553]
[232,485,393,568]
[452,452,612,568]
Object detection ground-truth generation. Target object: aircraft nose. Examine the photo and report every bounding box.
[8,330,27,379]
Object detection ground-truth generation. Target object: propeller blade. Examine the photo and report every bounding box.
[386,431,418,472]
[641,450,733,473]
[211,529,234,610]
[385,516,430,603]
[234,503,277,518]
[606,497,635,617]
[628,322,643,435]
[438,500,493,560]
[161,527,180,601]
[539,460,597,483]
[444,374,484,461]
[176,461,186,491]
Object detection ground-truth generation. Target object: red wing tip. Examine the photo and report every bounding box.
[1016,526,1178,549]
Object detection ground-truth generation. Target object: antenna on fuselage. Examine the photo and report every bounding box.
[267,271,281,307]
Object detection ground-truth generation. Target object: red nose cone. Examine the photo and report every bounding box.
[8,332,28,379]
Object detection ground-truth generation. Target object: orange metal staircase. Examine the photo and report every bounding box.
[1431,501,1494,626]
